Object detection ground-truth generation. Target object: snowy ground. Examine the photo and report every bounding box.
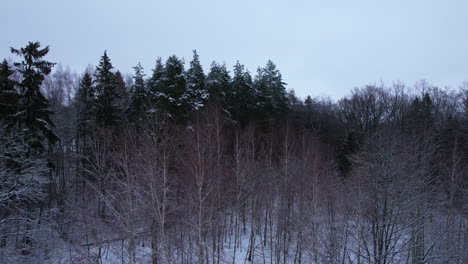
[50,228,280,264]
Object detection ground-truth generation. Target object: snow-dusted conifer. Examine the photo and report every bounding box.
[94,51,120,127]
[206,61,231,116]
[11,41,57,149]
[253,60,289,120]
[227,61,255,125]
[186,50,207,110]
[127,63,147,123]
[0,59,18,128]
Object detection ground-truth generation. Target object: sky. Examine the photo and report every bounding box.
[2,0,468,100]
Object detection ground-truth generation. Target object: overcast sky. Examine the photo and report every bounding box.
[3,0,468,99]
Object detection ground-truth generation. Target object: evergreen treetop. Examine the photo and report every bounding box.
[186,50,207,110]
[11,41,57,149]
[0,59,19,126]
[127,62,147,123]
[94,51,120,127]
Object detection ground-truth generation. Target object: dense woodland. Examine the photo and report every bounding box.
[0,41,467,264]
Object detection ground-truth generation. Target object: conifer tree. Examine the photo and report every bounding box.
[407,93,434,133]
[186,50,207,110]
[11,41,57,150]
[0,41,56,219]
[147,57,165,111]
[127,63,147,123]
[159,55,188,122]
[75,72,95,141]
[303,95,314,129]
[254,60,289,121]
[115,70,129,111]
[73,72,96,185]
[337,129,360,177]
[0,59,18,127]
[94,51,120,127]
[228,61,255,125]
[206,62,231,114]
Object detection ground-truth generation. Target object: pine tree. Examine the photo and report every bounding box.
[159,55,188,122]
[94,51,120,127]
[228,61,255,125]
[147,57,165,111]
[75,72,95,141]
[407,93,434,133]
[11,41,57,151]
[303,95,315,130]
[114,70,129,111]
[186,50,207,110]
[337,129,360,177]
[0,59,18,127]
[127,63,147,123]
[254,60,289,121]
[206,62,231,114]
[0,41,56,218]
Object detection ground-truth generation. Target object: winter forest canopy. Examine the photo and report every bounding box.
[0,41,467,263]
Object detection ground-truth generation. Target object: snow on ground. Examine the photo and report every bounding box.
[20,224,296,264]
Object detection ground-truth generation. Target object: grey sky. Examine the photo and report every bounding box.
[3,0,468,99]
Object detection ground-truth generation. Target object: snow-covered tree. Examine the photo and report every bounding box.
[206,61,231,120]
[94,51,120,127]
[127,62,147,123]
[1,42,56,253]
[75,72,95,140]
[114,70,129,112]
[0,59,18,128]
[227,61,255,125]
[0,130,49,214]
[159,55,188,123]
[253,60,288,121]
[186,50,207,110]
[11,41,57,149]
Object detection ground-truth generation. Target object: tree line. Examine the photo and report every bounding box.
[0,41,467,263]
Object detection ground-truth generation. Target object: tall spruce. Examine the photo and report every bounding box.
[127,63,147,123]
[206,62,231,115]
[11,41,57,150]
[1,41,56,217]
[147,57,165,111]
[114,70,129,111]
[228,61,255,125]
[75,72,95,141]
[94,51,120,127]
[186,50,207,110]
[160,55,188,122]
[337,129,360,177]
[0,59,18,127]
[407,93,434,133]
[254,60,289,121]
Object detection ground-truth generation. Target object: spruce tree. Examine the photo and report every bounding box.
[147,57,165,111]
[75,72,95,141]
[206,62,231,114]
[254,60,289,121]
[337,129,360,177]
[94,51,120,127]
[186,50,207,110]
[74,72,97,183]
[127,63,147,123]
[159,55,188,122]
[1,41,56,218]
[228,61,255,125]
[0,59,18,127]
[407,93,434,133]
[114,70,129,111]
[11,41,57,150]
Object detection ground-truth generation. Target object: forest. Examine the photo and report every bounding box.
[0,41,467,264]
